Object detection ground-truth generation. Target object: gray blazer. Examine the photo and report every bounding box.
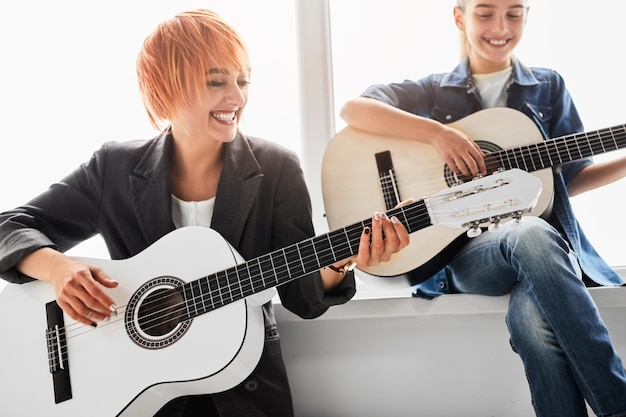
[0,131,356,416]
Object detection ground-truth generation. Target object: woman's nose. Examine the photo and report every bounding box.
[225,84,246,106]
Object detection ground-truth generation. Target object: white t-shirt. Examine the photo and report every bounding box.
[473,67,512,108]
[171,195,215,228]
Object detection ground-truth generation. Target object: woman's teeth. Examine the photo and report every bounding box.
[212,112,235,121]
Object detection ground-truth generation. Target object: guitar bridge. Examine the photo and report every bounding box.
[46,301,73,404]
[375,151,401,210]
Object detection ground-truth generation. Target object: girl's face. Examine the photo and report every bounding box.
[455,0,528,74]
[176,67,250,144]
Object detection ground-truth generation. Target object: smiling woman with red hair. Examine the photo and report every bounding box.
[0,8,409,417]
[137,10,251,131]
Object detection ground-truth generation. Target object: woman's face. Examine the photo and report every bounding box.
[455,0,528,73]
[176,67,250,144]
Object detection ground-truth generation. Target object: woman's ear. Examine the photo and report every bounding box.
[453,6,465,31]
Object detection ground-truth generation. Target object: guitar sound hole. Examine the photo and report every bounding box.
[137,288,185,337]
[443,140,504,186]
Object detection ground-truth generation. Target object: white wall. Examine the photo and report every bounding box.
[276,287,626,417]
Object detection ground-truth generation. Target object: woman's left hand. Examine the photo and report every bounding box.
[354,198,412,268]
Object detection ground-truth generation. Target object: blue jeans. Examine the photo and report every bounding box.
[447,217,626,417]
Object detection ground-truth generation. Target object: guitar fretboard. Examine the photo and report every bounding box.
[180,199,430,319]
[491,124,626,172]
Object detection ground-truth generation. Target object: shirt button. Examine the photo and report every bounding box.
[439,281,446,289]
[538,112,543,118]
[244,378,259,392]
[445,114,452,121]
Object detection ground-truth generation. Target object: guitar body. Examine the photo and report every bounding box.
[0,227,270,416]
[322,108,554,286]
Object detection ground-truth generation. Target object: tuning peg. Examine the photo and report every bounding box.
[511,210,524,222]
[488,216,502,232]
[467,226,482,238]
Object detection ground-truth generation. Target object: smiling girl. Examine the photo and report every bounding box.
[340,0,626,415]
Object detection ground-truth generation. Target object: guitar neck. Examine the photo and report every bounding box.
[180,200,430,318]
[494,123,626,172]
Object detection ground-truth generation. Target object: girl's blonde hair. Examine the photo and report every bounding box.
[456,0,471,60]
[136,9,250,130]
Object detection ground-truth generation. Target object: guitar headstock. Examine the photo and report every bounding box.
[426,168,542,236]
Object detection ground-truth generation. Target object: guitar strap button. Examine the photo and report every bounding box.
[244,378,259,392]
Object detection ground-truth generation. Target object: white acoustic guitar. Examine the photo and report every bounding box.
[322,107,626,286]
[0,168,540,416]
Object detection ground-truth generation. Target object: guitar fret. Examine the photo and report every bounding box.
[326,233,339,266]
[274,249,291,284]
[605,128,616,152]
[520,144,533,172]
[564,138,574,162]
[268,253,278,286]
[572,135,583,161]
[234,264,246,299]
[594,129,606,153]
[579,132,593,157]
[207,273,219,310]
[246,262,254,296]
[218,270,227,306]
[199,281,206,314]
[182,284,193,319]
[530,144,539,169]
[342,227,356,256]
[257,257,266,288]
[295,241,310,275]
[284,246,302,281]
[298,242,309,272]
[325,229,347,264]
[242,262,259,297]
[512,147,525,171]
[199,275,211,312]
[518,146,530,171]
[397,206,410,234]
[311,236,324,270]
[189,281,199,317]
[537,142,546,169]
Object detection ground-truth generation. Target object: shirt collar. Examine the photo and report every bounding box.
[441,57,539,89]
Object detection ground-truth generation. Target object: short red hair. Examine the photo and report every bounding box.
[137,9,250,130]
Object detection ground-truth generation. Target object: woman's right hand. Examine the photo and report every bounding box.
[430,124,486,178]
[18,247,118,326]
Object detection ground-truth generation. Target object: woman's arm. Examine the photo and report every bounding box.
[567,156,626,197]
[16,247,118,325]
[340,97,486,177]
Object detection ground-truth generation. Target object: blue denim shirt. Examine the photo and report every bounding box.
[361,57,624,298]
